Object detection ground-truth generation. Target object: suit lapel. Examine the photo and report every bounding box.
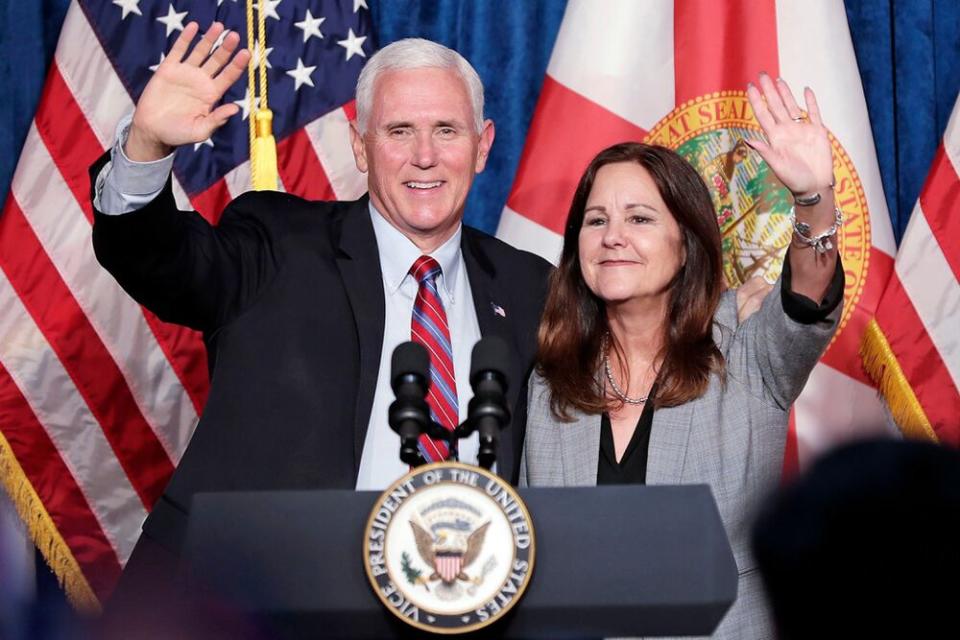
[461,230,520,477]
[646,402,696,485]
[646,318,725,485]
[561,412,601,486]
[333,197,386,475]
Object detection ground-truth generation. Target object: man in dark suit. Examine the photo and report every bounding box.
[90,21,551,597]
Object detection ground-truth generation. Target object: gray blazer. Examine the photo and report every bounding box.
[520,280,841,640]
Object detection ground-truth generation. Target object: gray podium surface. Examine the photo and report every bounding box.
[185,485,737,638]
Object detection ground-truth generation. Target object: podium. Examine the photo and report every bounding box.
[183,484,736,638]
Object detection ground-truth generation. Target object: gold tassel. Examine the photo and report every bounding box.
[247,0,276,191]
[251,108,278,191]
[0,431,101,614]
[860,319,938,442]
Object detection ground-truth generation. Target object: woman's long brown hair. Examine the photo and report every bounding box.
[537,142,725,419]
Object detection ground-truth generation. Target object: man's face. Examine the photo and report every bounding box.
[350,67,495,251]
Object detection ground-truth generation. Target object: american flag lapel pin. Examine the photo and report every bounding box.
[491,302,506,318]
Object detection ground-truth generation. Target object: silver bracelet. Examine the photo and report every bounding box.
[793,191,822,206]
[791,179,836,207]
[791,206,843,254]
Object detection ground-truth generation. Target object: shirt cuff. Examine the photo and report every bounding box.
[780,254,845,324]
[110,115,175,195]
[94,115,176,215]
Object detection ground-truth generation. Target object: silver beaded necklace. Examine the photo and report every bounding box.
[602,334,649,405]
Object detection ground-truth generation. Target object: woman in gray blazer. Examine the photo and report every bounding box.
[520,76,844,639]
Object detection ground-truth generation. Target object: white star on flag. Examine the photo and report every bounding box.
[286,58,317,91]
[217,0,237,5]
[294,9,325,42]
[156,4,187,37]
[353,0,368,12]
[112,0,142,20]
[232,87,260,120]
[337,28,367,61]
[256,0,282,21]
[211,29,231,53]
[251,40,274,68]
[148,53,165,72]
[193,137,214,151]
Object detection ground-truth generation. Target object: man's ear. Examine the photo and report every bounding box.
[474,119,495,174]
[349,120,368,173]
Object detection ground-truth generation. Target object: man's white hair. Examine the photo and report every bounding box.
[354,38,485,134]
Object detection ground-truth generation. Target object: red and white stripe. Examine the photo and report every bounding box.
[435,554,463,583]
[498,0,898,470]
[0,1,366,604]
[871,97,960,443]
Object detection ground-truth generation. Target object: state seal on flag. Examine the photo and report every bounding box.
[363,462,535,634]
[645,91,870,341]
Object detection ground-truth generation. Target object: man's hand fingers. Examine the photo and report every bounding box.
[168,21,199,62]
[185,22,225,67]
[201,30,240,75]
[206,103,241,132]
[213,48,251,95]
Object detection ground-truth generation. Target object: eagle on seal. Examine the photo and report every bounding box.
[410,520,490,585]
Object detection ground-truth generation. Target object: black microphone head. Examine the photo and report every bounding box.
[470,336,511,387]
[392,341,430,391]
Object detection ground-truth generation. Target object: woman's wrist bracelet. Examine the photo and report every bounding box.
[791,205,843,254]
[791,179,836,207]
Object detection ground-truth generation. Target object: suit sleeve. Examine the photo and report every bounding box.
[90,152,282,333]
[723,255,844,411]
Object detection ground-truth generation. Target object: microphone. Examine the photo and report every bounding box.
[467,337,512,470]
[389,342,431,467]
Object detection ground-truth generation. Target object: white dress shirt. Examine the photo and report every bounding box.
[356,207,482,489]
[94,115,484,491]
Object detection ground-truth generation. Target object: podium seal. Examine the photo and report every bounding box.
[363,462,535,634]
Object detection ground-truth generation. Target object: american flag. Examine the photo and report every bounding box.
[862,93,960,445]
[497,0,899,473]
[0,0,370,609]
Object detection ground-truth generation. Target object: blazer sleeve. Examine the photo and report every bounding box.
[721,267,843,411]
[90,153,284,333]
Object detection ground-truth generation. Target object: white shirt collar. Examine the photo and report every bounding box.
[368,201,463,302]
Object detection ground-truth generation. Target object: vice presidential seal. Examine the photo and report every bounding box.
[363,462,535,634]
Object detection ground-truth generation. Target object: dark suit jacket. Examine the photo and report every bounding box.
[90,157,552,559]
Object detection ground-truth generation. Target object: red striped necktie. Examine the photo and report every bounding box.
[409,255,459,462]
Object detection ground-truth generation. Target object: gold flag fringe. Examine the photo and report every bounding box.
[0,430,101,614]
[860,319,938,442]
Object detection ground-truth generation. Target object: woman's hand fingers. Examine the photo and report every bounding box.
[736,277,773,323]
[804,86,824,127]
[758,72,790,124]
[744,74,833,194]
[775,77,805,121]
[746,81,778,134]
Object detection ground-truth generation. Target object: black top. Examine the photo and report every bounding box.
[597,256,845,485]
[598,393,655,484]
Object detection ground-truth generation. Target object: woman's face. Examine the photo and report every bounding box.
[578,162,686,307]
